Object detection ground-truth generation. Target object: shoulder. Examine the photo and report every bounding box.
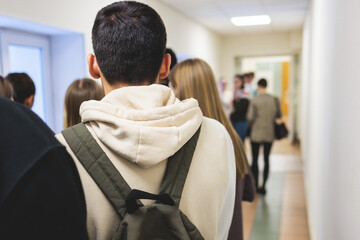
[200,117,232,144]
[196,117,234,167]
[201,116,225,131]
[188,117,236,239]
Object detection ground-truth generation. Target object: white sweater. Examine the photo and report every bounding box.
[56,84,236,240]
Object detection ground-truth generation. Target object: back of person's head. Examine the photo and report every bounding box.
[169,58,222,118]
[169,58,248,178]
[92,1,167,86]
[0,76,13,99]
[257,78,267,88]
[5,73,35,106]
[64,78,104,128]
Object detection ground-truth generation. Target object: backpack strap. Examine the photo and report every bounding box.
[61,123,141,220]
[159,126,201,207]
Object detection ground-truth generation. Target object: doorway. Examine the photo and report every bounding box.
[0,29,52,125]
[235,55,299,142]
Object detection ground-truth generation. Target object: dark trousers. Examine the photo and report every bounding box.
[250,141,273,189]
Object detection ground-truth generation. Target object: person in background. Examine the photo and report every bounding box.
[0,75,14,100]
[230,74,250,142]
[247,78,280,195]
[169,58,255,240]
[159,47,177,86]
[243,71,256,97]
[218,76,233,117]
[64,78,104,128]
[0,98,88,240]
[6,72,35,108]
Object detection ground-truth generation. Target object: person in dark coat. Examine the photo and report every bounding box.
[0,98,88,240]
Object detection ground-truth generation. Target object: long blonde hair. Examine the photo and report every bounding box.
[64,78,104,128]
[169,58,248,178]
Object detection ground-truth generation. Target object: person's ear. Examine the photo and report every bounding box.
[158,53,171,80]
[87,53,101,79]
[24,94,34,108]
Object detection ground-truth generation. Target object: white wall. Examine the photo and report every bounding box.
[302,0,360,239]
[51,34,87,132]
[144,1,222,77]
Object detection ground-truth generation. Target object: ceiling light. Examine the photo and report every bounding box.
[231,15,271,26]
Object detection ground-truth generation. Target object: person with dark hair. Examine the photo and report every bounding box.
[159,47,177,86]
[6,72,35,108]
[231,74,251,142]
[0,98,88,240]
[0,76,13,100]
[166,48,178,70]
[56,2,235,240]
[257,78,267,88]
[247,78,281,195]
[64,78,104,128]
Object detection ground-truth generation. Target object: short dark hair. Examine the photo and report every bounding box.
[244,72,255,78]
[92,1,167,85]
[159,48,177,86]
[166,48,177,70]
[257,78,267,88]
[6,73,35,103]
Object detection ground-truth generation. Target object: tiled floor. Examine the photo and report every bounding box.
[242,138,310,240]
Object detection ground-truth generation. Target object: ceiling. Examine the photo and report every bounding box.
[157,0,310,35]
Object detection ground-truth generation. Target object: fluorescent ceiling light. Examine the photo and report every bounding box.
[231,15,271,26]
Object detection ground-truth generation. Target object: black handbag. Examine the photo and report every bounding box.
[273,97,288,140]
[242,164,256,202]
[274,122,288,139]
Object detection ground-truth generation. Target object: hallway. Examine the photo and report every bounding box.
[243,139,310,240]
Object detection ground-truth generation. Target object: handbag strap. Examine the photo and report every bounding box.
[273,97,281,119]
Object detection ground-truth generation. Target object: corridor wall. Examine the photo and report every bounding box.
[301,0,360,239]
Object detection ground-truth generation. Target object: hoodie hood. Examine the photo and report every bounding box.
[80,84,203,168]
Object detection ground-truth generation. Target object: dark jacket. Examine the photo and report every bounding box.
[230,98,250,122]
[0,98,88,240]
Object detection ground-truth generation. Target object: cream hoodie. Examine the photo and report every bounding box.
[56,84,236,240]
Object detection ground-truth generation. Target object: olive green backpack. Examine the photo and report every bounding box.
[62,123,204,240]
